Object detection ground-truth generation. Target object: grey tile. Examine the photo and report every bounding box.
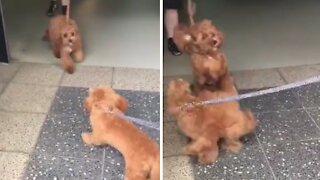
[49,87,89,117]
[239,89,302,113]
[102,147,125,180]
[305,107,320,128]
[60,66,113,87]
[295,82,320,108]
[0,111,46,153]
[11,63,63,86]
[24,154,103,180]
[112,68,160,92]
[264,140,320,179]
[34,113,104,160]
[278,64,320,83]
[0,151,29,180]
[0,63,20,83]
[232,69,285,90]
[117,90,160,123]
[0,83,57,113]
[255,110,320,144]
[193,145,274,180]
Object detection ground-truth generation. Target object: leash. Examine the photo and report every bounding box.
[105,110,160,131]
[187,0,195,26]
[180,74,320,110]
[66,1,70,22]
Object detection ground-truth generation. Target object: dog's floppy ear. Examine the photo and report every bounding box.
[173,25,192,52]
[116,95,128,113]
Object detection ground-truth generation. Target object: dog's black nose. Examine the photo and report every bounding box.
[212,40,218,46]
[69,39,73,43]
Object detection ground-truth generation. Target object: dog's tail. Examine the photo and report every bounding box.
[243,110,257,133]
[149,155,160,180]
[60,50,75,74]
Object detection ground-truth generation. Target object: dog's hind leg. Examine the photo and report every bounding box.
[81,132,103,146]
[53,43,61,58]
[124,165,147,180]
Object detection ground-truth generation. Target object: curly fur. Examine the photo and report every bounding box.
[43,15,84,74]
[173,20,228,92]
[166,78,257,165]
[82,87,160,180]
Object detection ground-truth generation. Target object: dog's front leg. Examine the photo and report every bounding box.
[81,132,103,146]
[53,43,61,58]
[73,49,84,63]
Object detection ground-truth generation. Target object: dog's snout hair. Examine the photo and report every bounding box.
[204,72,217,83]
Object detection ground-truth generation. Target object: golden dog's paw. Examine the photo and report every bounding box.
[73,50,84,63]
[225,141,242,153]
[81,132,93,145]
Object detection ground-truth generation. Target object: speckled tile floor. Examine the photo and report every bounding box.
[164,64,320,180]
[0,62,159,179]
[23,87,160,179]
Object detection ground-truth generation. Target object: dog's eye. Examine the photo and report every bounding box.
[71,32,75,36]
[63,33,68,38]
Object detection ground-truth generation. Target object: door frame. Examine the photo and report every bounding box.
[0,0,9,64]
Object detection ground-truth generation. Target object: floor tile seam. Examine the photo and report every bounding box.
[100,149,106,180]
[57,69,66,86]
[254,133,277,180]
[30,152,103,162]
[260,137,320,147]
[0,109,47,115]
[0,63,22,97]
[164,143,261,159]
[0,83,8,96]
[0,149,30,155]
[288,83,320,133]
[1,81,61,88]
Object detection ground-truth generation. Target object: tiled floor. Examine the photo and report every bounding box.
[0,62,159,179]
[164,64,320,179]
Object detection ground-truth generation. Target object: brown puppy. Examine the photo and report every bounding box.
[173,20,228,93]
[166,79,204,140]
[166,78,256,164]
[82,87,160,180]
[43,15,84,74]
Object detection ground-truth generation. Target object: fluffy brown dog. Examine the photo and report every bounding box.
[173,20,228,93]
[82,87,160,180]
[43,15,84,74]
[166,78,256,164]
